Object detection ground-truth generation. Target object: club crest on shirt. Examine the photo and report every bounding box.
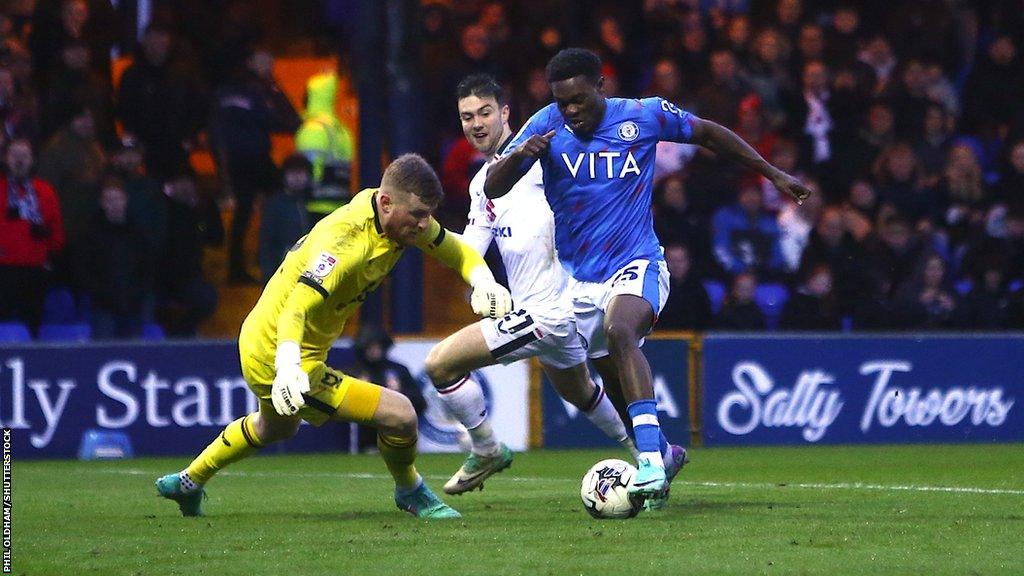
[310,251,338,278]
[617,121,639,142]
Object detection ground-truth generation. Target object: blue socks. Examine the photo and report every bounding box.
[627,399,665,468]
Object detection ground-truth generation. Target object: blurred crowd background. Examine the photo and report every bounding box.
[1,0,1023,342]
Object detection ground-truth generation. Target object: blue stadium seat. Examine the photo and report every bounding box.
[841,315,854,333]
[0,322,32,343]
[141,322,166,341]
[954,278,973,296]
[42,288,78,323]
[78,429,134,460]
[755,283,790,330]
[703,280,726,314]
[38,322,91,342]
[1010,279,1023,293]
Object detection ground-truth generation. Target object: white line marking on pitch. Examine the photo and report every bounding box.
[87,468,1024,495]
[682,480,1024,496]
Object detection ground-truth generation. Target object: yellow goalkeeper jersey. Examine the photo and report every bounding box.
[238,188,485,372]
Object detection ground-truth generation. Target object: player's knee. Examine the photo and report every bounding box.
[549,375,594,409]
[565,392,593,412]
[424,345,454,386]
[253,414,300,443]
[378,393,417,437]
[604,321,639,355]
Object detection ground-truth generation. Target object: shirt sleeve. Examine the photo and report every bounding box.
[461,172,494,256]
[278,226,366,345]
[459,223,493,257]
[414,218,490,284]
[642,97,695,143]
[502,105,557,160]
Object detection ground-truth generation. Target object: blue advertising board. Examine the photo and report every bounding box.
[543,338,690,448]
[0,341,356,459]
[702,335,1024,445]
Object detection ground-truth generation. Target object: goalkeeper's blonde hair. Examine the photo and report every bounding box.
[382,154,444,206]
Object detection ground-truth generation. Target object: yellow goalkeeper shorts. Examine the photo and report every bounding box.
[241,354,382,426]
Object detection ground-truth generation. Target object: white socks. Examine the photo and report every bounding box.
[437,376,646,462]
[582,385,639,459]
[467,420,499,456]
[437,375,499,456]
[178,470,199,493]
[637,450,665,469]
[620,436,640,460]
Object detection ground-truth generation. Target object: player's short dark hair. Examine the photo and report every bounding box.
[382,153,444,205]
[456,74,506,106]
[546,48,602,84]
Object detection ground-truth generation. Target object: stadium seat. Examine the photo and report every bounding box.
[0,322,32,343]
[1010,279,1023,293]
[77,293,92,320]
[954,278,973,296]
[703,280,726,314]
[78,429,134,460]
[141,322,166,341]
[755,283,789,330]
[38,322,91,342]
[42,288,78,324]
[841,315,854,333]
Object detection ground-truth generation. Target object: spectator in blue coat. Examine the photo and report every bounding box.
[712,184,785,279]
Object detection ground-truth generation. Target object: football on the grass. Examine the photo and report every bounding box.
[580,459,641,519]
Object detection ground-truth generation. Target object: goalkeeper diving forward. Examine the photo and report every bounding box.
[155,154,512,519]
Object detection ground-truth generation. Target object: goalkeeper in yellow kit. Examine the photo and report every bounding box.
[155,154,512,519]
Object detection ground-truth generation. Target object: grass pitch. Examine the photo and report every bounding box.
[14,444,1024,575]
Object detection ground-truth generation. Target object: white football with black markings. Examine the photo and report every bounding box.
[580,459,641,519]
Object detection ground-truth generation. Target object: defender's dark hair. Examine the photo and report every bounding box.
[545,48,602,84]
[382,153,444,205]
[456,74,506,106]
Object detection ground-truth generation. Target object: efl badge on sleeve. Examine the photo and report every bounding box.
[311,252,338,278]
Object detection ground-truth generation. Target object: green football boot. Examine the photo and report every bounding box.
[443,443,514,495]
[644,444,689,511]
[395,483,462,519]
[628,455,667,505]
[155,473,206,517]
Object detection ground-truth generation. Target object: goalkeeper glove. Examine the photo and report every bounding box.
[271,341,310,416]
[471,280,513,318]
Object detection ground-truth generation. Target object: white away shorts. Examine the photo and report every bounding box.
[480,308,586,370]
[569,258,670,359]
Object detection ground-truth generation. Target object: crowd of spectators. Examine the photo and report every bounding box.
[2,0,1023,340]
[424,0,1024,331]
[0,0,299,339]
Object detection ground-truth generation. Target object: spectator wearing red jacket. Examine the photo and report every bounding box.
[0,138,64,333]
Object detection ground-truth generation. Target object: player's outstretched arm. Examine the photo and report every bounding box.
[270,234,363,416]
[689,117,811,204]
[272,294,318,416]
[483,130,555,199]
[416,219,512,317]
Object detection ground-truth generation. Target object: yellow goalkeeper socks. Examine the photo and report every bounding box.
[378,433,421,492]
[185,414,263,485]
